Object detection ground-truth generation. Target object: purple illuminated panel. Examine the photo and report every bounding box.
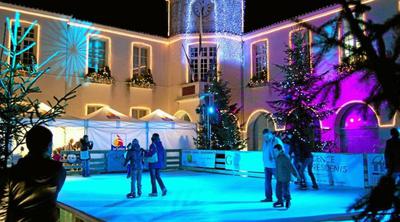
[340,104,380,153]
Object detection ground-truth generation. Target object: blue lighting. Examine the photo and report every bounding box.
[58,172,365,221]
[207,106,215,114]
[41,18,99,85]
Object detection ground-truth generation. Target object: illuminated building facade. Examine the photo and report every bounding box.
[0,0,398,151]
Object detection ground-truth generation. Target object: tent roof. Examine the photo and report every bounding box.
[140,109,182,122]
[84,106,131,121]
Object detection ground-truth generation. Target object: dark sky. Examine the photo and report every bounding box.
[0,0,337,36]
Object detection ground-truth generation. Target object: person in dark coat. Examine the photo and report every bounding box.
[80,135,93,177]
[286,133,301,185]
[273,144,298,209]
[0,125,66,221]
[298,140,318,190]
[385,128,400,183]
[145,133,167,197]
[123,139,144,198]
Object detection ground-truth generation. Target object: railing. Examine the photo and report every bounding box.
[57,202,104,222]
[181,150,265,178]
[60,150,107,175]
[60,149,182,175]
[180,150,388,188]
[165,149,181,170]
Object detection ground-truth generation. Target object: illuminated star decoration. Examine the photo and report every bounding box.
[41,18,100,85]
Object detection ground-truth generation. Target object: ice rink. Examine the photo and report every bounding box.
[58,171,365,221]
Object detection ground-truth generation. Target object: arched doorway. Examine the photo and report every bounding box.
[337,104,380,153]
[247,111,275,151]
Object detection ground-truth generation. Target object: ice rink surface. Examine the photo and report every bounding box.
[59,171,365,221]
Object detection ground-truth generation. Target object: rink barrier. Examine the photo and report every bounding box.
[61,149,182,175]
[57,202,104,222]
[180,149,387,188]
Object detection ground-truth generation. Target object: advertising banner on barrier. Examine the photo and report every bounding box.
[366,154,386,187]
[106,150,126,172]
[225,151,264,172]
[312,153,364,187]
[181,150,216,168]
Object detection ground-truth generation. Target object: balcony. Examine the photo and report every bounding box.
[128,68,155,89]
[85,66,113,85]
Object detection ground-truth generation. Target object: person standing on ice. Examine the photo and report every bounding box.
[384,128,400,184]
[79,135,93,177]
[124,139,144,198]
[144,133,167,197]
[273,144,298,209]
[260,129,284,202]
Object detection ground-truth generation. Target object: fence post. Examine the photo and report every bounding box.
[179,149,182,169]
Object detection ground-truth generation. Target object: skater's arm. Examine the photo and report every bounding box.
[123,151,131,166]
[145,144,156,157]
[88,141,93,150]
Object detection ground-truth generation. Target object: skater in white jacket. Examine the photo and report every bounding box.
[260,129,284,202]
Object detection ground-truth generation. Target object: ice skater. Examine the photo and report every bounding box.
[261,129,284,202]
[144,133,167,197]
[124,139,144,198]
[273,144,298,209]
[384,128,400,184]
[79,135,93,177]
[298,140,318,190]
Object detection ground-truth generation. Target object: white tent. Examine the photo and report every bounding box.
[140,109,196,150]
[15,115,86,153]
[84,106,131,122]
[32,107,196,151]
[47,116,86,150]
[83,107,147,150]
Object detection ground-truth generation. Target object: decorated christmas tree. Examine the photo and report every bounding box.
[269,31,332,151]
[0,13,78,169]
[195,67,246,150]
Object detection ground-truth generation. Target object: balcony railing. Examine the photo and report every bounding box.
[85,66,113,84]
[128,67,155,88]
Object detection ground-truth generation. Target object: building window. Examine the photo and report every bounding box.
[189,45,217,82]
[342,13,365,63]
[131,108,150,119]
[86,105,104,115]
[88,37,107,73]
[252,41,268,80]
[289,29,312,70]
[133,45,150,75]
[13,24,38,67]
[290,29,311,56]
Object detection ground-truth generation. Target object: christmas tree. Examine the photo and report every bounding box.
[0,13,78,169]
[269,31,332,151]
[195,67,246,150]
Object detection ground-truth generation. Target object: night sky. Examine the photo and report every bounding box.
[0,0,337,36]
